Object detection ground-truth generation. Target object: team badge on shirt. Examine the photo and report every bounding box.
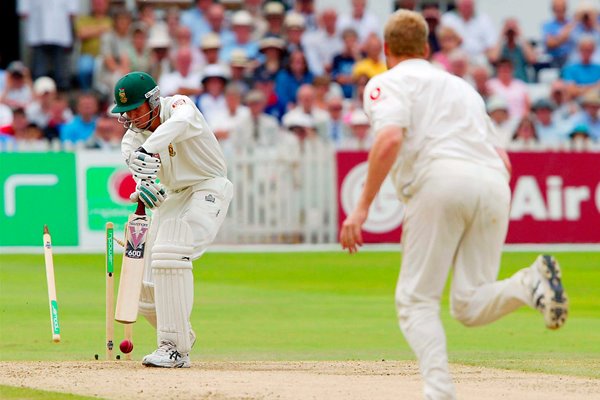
[369,87,381,101]
[172,99,186,108]
[168,143,176,157]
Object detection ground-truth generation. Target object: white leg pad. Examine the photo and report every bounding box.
[152,219,194,353]
[138,281,157,328]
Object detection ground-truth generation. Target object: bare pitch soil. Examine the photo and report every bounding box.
[1,361,599,400]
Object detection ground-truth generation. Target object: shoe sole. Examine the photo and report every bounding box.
[142,360,190,368]
[539,255,568,330]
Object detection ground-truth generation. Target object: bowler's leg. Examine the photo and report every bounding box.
[397,176,466,400]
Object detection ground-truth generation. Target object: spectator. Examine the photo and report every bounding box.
[340,109,372,150]
[200,34,223,68]
[195,64,229,125]
[254,37,286,82]
[262,2,286,39]
[337,0,380,42]
[312,75,343,110]
[211,83,252,153]
[205,3,235,48]
[561,36,600,97]
[293,0,318,32]
[448,49,470,79]
[147,24,174,82]
[543,0,575,68]
[128,23,152,76]
[243,89,281,147]
[567,1,600,64]
[0,104,12,127]
[282,110,319,148]
[220,11,260,64]
[86,111,124,150]
[512,115,539,144]
[254,68,284,120]
[470,63,492,102]
[282,84,330,140]
[274,50,314,112]
[488,58,530,123]
[489,18,537,82]
[531,98,569,145]
[75,0,112,90]
[165,6,182,40]
[422,3,441,54]
[550,80,580,121]
[180,0,212,47]
[97,8,133,96]
[228,50,253,95]
[441,0,496,64]
[303,9,343,76]
[247,0,269,41]
[0,61,33,110]
[571,89,600,141]
[283,13,308,61]
[431,25,463,71]
[158,46,202,97]
[352,33,386,79]
[332,28,361,99]
[18,0,78,91]
[59,92,100,143]
[170,26,205,74]
[324,95,348,148]
[486,95,513,146]
[26,77,73,140]
[0,107,28,138]
[569,123,593,145]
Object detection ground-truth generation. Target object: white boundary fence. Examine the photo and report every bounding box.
[218,140,338,244]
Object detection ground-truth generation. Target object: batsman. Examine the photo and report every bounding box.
[112,71,233,368]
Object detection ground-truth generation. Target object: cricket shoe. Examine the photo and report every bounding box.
[531,255,568,330]
[142,340,190,368]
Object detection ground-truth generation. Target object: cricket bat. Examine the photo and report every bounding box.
[43,225,61,343]
[115,200,149,324]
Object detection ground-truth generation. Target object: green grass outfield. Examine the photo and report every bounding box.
[1,251,599,380]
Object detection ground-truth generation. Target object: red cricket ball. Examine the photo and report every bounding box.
[119,339,134,354]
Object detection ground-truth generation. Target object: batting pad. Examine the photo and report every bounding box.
[138,281,157,328]
[152,219,194,353]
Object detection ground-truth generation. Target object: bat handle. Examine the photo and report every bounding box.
[135,200,146,216]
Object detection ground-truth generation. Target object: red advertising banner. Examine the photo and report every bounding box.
[337,151,600,244]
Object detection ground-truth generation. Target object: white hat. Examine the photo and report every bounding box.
[232,10,253,26]
[200,33,222,49]
[33,76,57,95]
[283,111,314,129]
[259,36,286,51]
[147,25,171,48]
[284,12,306,29]
[201,64,231,83]
[264,2,285,16]
[486,96,509,113]
[229,49,248,67]
[349,110,370,126]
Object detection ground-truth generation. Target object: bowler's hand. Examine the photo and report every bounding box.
[339,207,368,254]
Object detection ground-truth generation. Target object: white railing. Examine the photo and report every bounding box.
[218,140,338,244]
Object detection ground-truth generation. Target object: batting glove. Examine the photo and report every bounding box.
[130,179,167,209]
[127,148,161,181]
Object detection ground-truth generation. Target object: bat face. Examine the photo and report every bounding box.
[125,215,149,259]
[115,207,150,324]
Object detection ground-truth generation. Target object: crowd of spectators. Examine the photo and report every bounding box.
[2,0,600,152]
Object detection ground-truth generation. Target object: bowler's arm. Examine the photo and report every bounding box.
[339,125,405,253]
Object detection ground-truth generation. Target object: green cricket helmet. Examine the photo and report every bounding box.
[111,71,160,114]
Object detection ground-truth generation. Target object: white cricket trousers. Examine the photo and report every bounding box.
[395,159,532,400]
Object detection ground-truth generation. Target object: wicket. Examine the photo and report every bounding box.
[105,222,134,360]
[43,225,61,343]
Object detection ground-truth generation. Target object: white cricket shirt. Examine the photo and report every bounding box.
[122,95,227,192]
[363,58,505,200]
